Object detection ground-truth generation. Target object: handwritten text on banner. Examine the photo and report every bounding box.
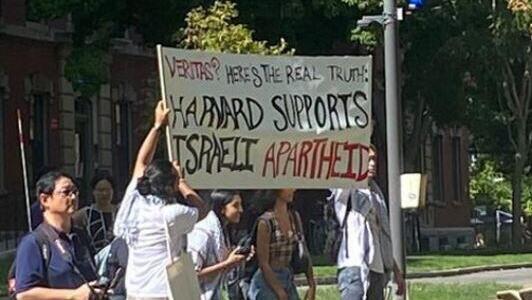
[157,46,372,189]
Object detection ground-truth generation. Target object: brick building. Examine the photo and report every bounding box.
[415,126,473,251]
[0,0,473,252]
[0,0,157,233]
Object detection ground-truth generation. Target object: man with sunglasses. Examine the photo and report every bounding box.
[15,171,102,300]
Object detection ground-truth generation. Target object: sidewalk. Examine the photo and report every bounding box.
[295,262,532,286]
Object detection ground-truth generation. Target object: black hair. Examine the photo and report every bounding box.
[252,190,281,214]
[137,159,178,202]
[210,190,241,221]
[90,170,115,190]
[36,171,77,201]
[34,166,59,184]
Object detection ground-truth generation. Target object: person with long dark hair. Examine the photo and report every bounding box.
[248,190,315,300]
[187,190,252,299]
[113,100,209,300]
[73,171,116,252]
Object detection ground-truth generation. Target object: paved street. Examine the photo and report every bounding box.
[411,268,532,287]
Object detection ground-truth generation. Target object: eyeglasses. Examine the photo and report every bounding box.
[53,188,79,198]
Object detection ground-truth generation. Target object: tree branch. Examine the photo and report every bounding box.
[502,69,519,117]
[498,86,519,151]
[506,122,518,152]
[524,58,532,120]
[504,60,523,118]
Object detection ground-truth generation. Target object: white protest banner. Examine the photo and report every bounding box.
[156,45,372,189]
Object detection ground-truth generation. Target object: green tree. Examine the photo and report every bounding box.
[177,1,293,55]
[463,0,532,246]
[470,158,512,211]
[28,0,204,96]
[339,0,482,173]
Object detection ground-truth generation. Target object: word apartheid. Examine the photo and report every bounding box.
[262,139,369,181]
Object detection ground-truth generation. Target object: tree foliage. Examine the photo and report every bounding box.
[470,158,512,211]
[177,1,293,55]
[27,0,202,96]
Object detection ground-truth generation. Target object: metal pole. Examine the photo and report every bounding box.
[17,109,32,232]
[383,0,406,298]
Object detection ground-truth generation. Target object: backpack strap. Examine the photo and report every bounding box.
[342,195,352,258]
[36,223,97,294]
[255,214,276,244]
[32,227,52,286]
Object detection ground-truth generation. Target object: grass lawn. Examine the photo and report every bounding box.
[407,253,532,273]
[297,283,520,300]
[311,253,532,276]
[0,256,11,296]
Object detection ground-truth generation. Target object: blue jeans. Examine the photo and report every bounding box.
[248,267,299,300]
[338,266,364,300]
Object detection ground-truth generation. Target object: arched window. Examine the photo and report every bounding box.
[0,85,5,191]
[30,93,50,181]
[75,97,93,206]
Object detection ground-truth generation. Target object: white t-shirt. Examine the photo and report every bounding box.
[329,188,374,270]
[114,179,198,298]
[188,211,229,300]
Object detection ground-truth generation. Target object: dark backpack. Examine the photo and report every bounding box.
[7,227,52,298]
[323,194,351,264]
[94,237,128,296]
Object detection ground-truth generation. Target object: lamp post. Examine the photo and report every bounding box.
[358,0,406,298]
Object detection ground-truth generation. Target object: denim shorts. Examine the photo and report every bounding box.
[247,267,299,300]
[337,266,364,300]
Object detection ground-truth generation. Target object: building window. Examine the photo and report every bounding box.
[452,136,463,203]
[75,97,93,206]
[432,134,445,204]
[0,89,4,191]
[30,94,49,182]
[113,100,132,193]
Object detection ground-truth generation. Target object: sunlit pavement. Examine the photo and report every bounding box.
[410,267,532,287]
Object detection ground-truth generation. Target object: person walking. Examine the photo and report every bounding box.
[365,146,405,300]
[15,171,100,300]
[113,100,209,300]
[248,189,315,300]
[188,190,252,300]
[329,145,405,300]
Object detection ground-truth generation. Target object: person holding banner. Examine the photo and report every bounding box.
[329,145,405,300]
[113,100,209,300]
[248,189,315,300]
[187,190,253,300]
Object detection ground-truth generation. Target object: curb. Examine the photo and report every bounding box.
[294,262,532,286]
[407,262,532,279]
[0,249,15,259]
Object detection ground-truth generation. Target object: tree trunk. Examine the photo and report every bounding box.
[403,95,431,173]
[511,131,527,247]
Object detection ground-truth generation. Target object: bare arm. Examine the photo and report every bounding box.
[132,100,169,179]
[256,220,287,299]
[172,162,209,221]
[197,248,245,280]
[179,180,209,221]
[393,260,406,296]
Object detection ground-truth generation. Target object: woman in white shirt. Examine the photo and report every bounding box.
[113,100,209,300]
[188,190,251,300]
